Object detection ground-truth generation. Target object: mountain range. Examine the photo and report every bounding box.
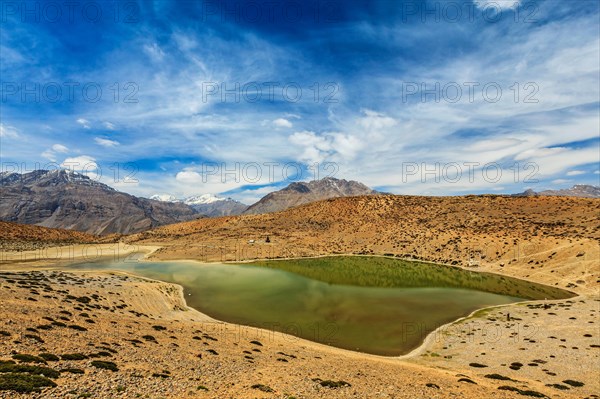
[513,185,600,198]
[1,170,598,235]
[150,177,379,216]
[0,170,200,235]
[149,194,247,218]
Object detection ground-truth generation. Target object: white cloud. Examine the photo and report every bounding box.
[272,118,293,128]
[469,138,525,152]
[551,179,570,184]
[41,144,69,161]
[94,137,120,147]
[175,170,203,184]
[566,170,585,176]
[0,124,19,138]
[103,122,116,130]
[144,43,165,61]
[174,168,249,196]
[358,109,397,137]
[76,118,91,129]
[514,147,567,161]
[288,130,363,165]
[61,155,98,172]
[41,151,56,162]
[3,0,596,199]
[474,1,521,11]
[52,144,68,153]
[231,186,275,205]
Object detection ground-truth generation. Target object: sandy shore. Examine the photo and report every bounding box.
[0,243,160,269]
[0,247,598,398]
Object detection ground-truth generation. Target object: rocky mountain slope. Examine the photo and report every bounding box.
[514,184,600,198]
[244,177,378,214]
[150,193,247,217]
[0,170,200,235]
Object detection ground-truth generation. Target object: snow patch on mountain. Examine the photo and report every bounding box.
[150,194,179,202]
[183,194,224,205]
[150,193,228,204]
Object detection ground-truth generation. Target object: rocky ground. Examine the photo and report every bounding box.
[412,296,600,398]
[0,269,562,399]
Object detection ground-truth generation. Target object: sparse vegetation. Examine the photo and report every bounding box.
[251,384,274,392]
[0,362,60,378]
[312,378,351,388]
[61,353,88,361]
[485,374,514,381]
[497,386,549,398]
[12,354,46,364]
[38,353,59,362]
[562,379,584,387]
[0,373,57,393]
[90,361,118,372]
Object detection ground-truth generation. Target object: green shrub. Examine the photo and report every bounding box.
[12,354,46,364]
[61,353,88,361]
[312,378,351,388]
[90,361,118,372]
[38,353,59,362]
[562,380,584,387]
[251,384,274,392]
[469,362,488,368]
[0,373,57,393]
[60,368,84,374]
[68,325,88,331]
[498,386,549,398]
[485,374,514,381]
[0,363,60,378]
[323,380,350,388]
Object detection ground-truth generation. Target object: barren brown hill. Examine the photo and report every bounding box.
[129,194,600,294]
[0,220,101,251]
[243,177,378,214]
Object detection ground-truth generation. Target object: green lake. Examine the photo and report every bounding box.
[70,256,574,356]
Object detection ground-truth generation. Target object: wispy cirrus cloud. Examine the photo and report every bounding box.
[0,124,19,138]
[94,137,120,147]
[0,0,597,200]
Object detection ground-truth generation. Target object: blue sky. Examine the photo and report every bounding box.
[1,0,599,203]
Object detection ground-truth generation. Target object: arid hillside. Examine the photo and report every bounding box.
[0,221,101,251]
[128,194,600,294]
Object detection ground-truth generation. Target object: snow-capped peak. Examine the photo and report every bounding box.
[183,194,224,205]
[150,194,179,202]
[149,193,228,204]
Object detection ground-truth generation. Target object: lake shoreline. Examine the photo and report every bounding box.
[1,247,577,358]
[1,245,597,398]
